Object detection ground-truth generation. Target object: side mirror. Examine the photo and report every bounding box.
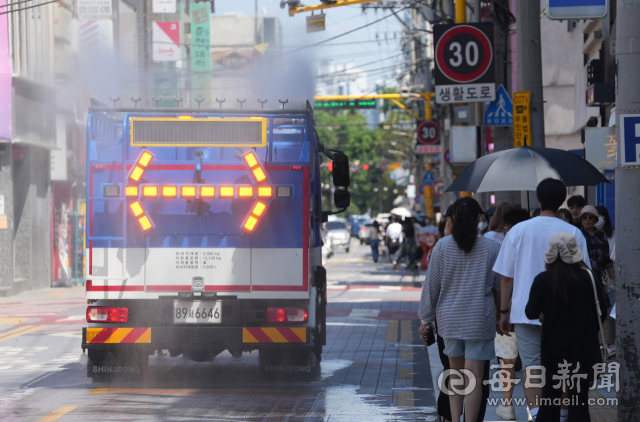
[332,152,350,188]
[334,189,350,209]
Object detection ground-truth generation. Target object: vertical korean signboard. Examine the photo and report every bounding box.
[0,0,11,141]
[190,3,211,108]
[513,91,532,147]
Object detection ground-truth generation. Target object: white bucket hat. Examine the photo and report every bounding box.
[544,232,584,265]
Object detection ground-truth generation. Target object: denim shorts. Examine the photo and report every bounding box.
[514,323,542,368]
[443,338,496,361]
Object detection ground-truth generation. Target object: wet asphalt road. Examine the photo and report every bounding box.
[0,239,440,422]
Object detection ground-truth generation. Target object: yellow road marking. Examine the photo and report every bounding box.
[0,325,35,339]
[326,241,359,266]
[386,320,399,343]
[400,320,413,343]
[88,388,110,395]
[0,318,29,324]
[47,286,83,297]
[0,325,47,342]
[37,407,76,422]
[397,391,415,406]
[400,349,414,360]
[399,368,414,380]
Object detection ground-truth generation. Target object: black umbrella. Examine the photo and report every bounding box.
[446,146,609,193]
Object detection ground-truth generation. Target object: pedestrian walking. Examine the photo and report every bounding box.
[400,217,418,270]
[484,201,515,244]
[493,207,530,421]
[580,205,615,357]
[525,233,608,422]
[427,205,491,422]
[386,216,403,270]
[556,208,572,224]
[369,221,381,263]
[418,197,501,422]
[493,179,591,422]
[567,195,586,229]
[595,204,616,354]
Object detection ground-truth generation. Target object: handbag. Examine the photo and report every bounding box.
[600,270,615,294]
[584,268,608,363]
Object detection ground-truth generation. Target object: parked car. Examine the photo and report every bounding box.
[349,214,371,237]
[325,219,351,253]
[375,213,391,225]
[358,223,372,245]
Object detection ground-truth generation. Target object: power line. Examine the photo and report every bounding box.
[0,0,37,8]
[0,0,56,15]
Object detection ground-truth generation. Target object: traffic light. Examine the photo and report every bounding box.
[362,164,369,171]
[327,162,333,172]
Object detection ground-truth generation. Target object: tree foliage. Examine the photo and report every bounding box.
[315,110,413,217]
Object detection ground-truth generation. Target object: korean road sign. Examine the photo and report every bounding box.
[422,170,436,186]
[620,114,640,166]
[432,180,445,197]
[484,85,513,126]
[434,22,496,104]
[417,121,440,145]
[547,0,607,20]
[513,92,532,147]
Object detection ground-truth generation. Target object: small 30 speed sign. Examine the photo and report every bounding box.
[417,121,440,145]
[434,23,494,85]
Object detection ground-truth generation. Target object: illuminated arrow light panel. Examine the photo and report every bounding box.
[125,185,292,199]
[243,201,268,232]
[128,150,155,182]
[129,201,156,231]
[243,151,269,183]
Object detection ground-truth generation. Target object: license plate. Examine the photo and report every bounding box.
[173,301,221,324]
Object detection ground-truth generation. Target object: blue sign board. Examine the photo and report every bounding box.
[422,170,436,186]
[547,0,607,20]
[484,85,513,126]
[620,114,640,166]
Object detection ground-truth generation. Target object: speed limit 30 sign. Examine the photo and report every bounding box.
[434,22,496,104]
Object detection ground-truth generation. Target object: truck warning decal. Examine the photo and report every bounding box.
[86,328,151,344]
[242,327,306,343]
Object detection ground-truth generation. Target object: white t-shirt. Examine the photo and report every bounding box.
[484,230,505,244]
[386,222,403,240]
[493,216,591,325]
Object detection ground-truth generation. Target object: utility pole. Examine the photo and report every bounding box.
[491,2,517,207]
[515,1,544,208]
[516,1,544,147]
[614,1,640,418]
